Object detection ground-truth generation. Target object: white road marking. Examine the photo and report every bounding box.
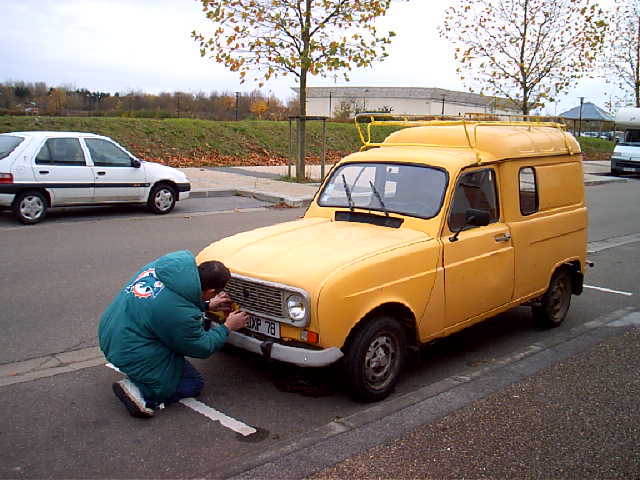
[584,284,633,297]
[104,363,256,435]
[179,398,257,436]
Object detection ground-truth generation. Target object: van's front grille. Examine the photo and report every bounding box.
[225,276,284,319]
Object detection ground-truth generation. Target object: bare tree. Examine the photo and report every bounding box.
[603,0,640,107]
[440,0,607,115]
[192,0,404,180]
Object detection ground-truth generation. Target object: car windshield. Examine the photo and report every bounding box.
[621,129,640,146]
[318,162,448,219]
[0,135,24,160]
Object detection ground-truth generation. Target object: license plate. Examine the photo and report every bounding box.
[246,315,280,338]
[623,167,639,172]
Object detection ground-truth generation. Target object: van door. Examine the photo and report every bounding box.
[32,137,94,204]
[442,168,514,327]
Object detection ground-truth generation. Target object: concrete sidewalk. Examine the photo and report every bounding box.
[181,161,625,208]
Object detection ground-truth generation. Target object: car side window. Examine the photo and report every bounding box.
[448,168,499,232]
[35,138,86,166]
[85,138,133,167]
[519,167,539,216]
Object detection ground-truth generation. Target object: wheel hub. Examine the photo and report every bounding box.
[20,196,44,220]
[155,189,172,211]
[365,336,395,386]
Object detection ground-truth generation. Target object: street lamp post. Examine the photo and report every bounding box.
[578,97,585,137]
[235,91,240,121]
[329,91,332,118]
[441,95,446,116]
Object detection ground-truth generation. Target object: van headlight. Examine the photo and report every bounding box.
[286,293,307,322]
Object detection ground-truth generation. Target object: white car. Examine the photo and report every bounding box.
[0,131,190,224]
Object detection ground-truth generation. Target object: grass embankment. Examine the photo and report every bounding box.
[0,116,613,166]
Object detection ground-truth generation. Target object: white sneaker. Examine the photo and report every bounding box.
[112,379,154,418]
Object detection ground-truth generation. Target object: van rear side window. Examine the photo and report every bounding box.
[519,167,539,215]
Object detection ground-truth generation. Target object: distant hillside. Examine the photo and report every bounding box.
[0,116,612,166]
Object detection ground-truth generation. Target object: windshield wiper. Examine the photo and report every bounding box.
[369,181,389,217]
[341,174,355,211]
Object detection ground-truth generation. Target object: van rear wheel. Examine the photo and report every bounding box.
[532,269,572,328]
[343,316,406,403]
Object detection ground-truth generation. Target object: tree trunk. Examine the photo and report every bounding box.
[296,0,312,182]
[297,72,307,182]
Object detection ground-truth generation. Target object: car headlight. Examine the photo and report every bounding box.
[286,293,306,322]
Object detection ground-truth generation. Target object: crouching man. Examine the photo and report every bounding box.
[99,250,247,418]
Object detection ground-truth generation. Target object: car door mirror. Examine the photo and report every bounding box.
[131,158,141,168]
[449,208,491,242]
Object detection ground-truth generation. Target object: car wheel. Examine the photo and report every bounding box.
[12,191,47,224]
[148,184,176,214]
[610,168,622,176]
[532,269,572,328]
[343,316,406,403]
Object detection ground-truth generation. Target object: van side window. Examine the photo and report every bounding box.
[519,167,539,216]
[448,168,499,231]
[35,138,86,166]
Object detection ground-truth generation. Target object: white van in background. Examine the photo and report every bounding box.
[611,107,640,175]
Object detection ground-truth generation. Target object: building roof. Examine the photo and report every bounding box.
[559,102,613,121]
[297,86,517,110]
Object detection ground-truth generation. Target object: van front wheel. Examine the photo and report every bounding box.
[532,269,572,328]
[343,316,406,403]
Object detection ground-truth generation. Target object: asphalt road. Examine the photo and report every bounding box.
[1,181,639,479]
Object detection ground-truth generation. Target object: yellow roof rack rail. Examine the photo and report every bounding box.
[354,113,575,165]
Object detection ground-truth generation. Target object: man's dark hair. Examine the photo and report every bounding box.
[197,260,231,291]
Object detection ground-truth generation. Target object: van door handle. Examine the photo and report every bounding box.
[495,233,511,242]
[39,170,50,174]
[97,171,106,176]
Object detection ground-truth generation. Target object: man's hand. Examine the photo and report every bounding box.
[209,292,232,313]
[224,310,248,332]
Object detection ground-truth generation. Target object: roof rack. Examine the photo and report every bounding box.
[353,113,574,164]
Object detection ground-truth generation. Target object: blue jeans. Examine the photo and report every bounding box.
[165,360,204,405]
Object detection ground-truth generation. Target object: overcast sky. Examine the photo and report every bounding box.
[1,0,622,114]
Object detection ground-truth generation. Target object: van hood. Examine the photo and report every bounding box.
[197,217,431,289]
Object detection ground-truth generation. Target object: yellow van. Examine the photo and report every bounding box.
[196,115,587,402]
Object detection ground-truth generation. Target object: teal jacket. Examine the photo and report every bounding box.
[98,250,229,403]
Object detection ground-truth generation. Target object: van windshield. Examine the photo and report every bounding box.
[318,162,448,219]
[0,135,24,160]
[621,129,640,146]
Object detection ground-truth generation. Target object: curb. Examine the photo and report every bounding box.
[190,189,313,208]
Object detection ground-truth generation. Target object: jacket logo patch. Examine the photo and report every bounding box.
[126,268,165,299]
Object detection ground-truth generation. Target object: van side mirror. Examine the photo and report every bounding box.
[131,158,141,168]
[449,208,491,242]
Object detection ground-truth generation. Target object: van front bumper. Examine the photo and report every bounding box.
[226,331,344,367]
[612,157,640,172]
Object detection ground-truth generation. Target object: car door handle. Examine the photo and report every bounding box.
[96,171,106,176]
[39,170,50,174]
[495,233,511,242]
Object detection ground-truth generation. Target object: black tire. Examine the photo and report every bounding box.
[12,191,47,224]
[532,269,572,328]
[148,184,176,214]
[343,316,406,403]
[610,168,622,176]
